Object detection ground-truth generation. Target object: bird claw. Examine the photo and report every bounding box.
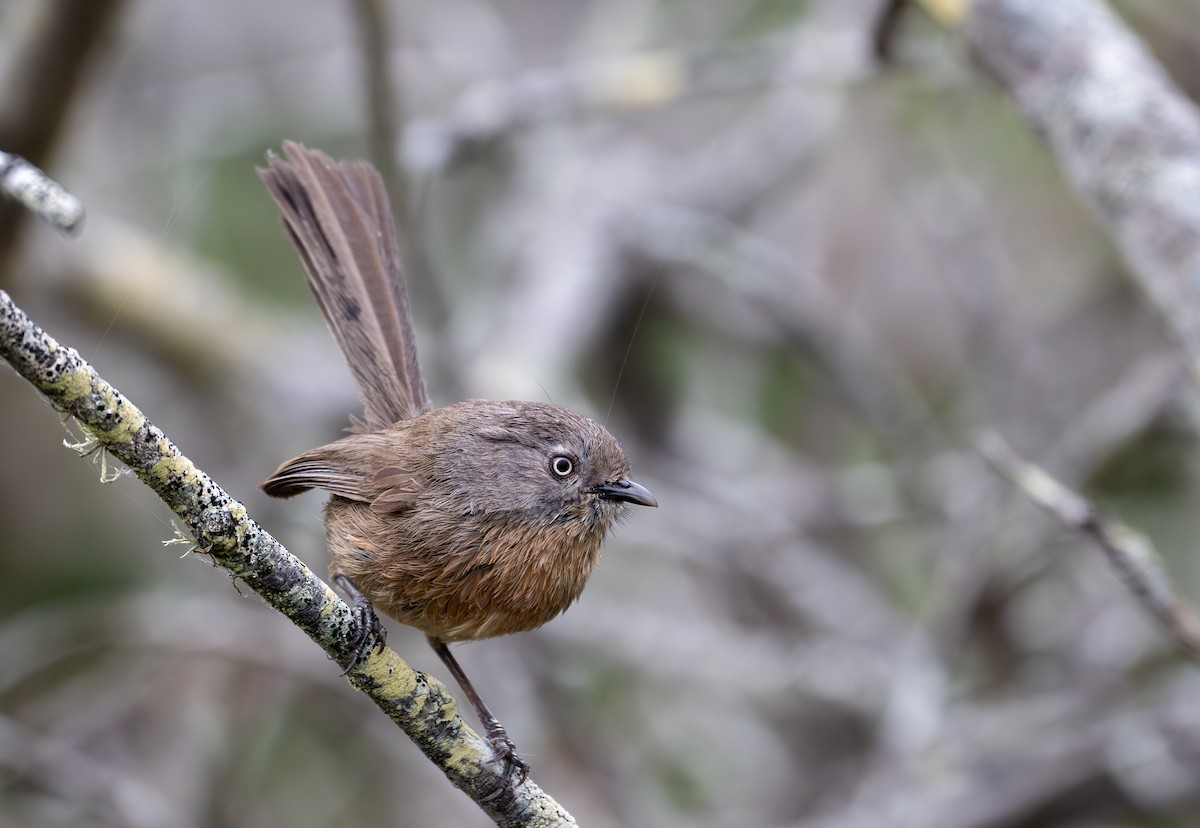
[481,728,529,800]
[342,592,386,674]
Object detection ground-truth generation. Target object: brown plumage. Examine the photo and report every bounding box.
[257,142,656,782]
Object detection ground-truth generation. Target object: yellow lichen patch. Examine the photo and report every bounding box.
[224,501,250,544]
[47,368,99,406]
[145,453,203,489]
[316,591,341,622]
[102,393,147,443]
[441,731,488,776]
[359,648,422,701]
[44,368,147,446]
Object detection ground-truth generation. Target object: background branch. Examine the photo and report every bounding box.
[964,0,1200,369]
[980,431,1200,664]
[0,0,123,272]
[0,151,86,235]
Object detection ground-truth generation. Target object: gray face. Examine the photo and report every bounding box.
[434,400,635,531]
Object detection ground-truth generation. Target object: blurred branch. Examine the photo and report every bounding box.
[0,712,174,828]
[873,0,968,59]
[979,431,1200,664]
[1046,351,1184,481]
[346,1,458,391]
[871,0,910,63]
[625,205,933,453]
[800,690,1117,828]
[402,36,864,177]
[0,288,575,827]
[0,0,123,270]
[928,350,1185,660]
[0,152,85,234]
[959,0,1200,373]
[349,0,403,211]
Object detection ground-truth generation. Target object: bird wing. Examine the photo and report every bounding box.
[369,465,422,514]
[259,456,372,502]
[261,430,424,512]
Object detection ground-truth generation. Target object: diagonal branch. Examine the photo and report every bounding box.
[0,152,85,235]
[979,431,1200,665]
[0,161,575,825]
[960,0,1200,372]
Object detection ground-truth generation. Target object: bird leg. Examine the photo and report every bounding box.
[428,636,530,789]
[334,574,387,673]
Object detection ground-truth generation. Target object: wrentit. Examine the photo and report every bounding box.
[257,142,656,782]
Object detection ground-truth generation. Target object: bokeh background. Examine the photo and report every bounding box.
[4,1,1200,826]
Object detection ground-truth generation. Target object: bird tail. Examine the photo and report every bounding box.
[258,141,429,428]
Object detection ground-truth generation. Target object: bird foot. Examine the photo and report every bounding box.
[335,576,386,674]
[482,726,530,799]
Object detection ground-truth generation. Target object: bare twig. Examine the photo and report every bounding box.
[0,0,122,267]
[1047,351,1185,481]
[928,350,1186,659]
[0,289,575,827]
[0,152,85,235]
[978,430,1200,664]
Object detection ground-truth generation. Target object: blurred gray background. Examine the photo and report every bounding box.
[3,1,1200,826]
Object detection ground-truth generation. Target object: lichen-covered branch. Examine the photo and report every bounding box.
[0,288,576,827]
[962,0,1200,375]
[979,431,1200,665]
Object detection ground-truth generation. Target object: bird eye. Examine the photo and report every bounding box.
[551,455,574,477]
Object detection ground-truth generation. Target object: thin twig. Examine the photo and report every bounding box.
[0,152,85,235]
[978,430,1200,665]
[0,0,122,266]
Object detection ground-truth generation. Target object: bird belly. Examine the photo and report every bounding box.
[324,499,603,642]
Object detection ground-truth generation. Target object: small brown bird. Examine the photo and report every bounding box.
[258,142,656,780]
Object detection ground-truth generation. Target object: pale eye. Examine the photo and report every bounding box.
[551,455,575,477]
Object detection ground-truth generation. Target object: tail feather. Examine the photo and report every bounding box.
[259,141,429,427]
